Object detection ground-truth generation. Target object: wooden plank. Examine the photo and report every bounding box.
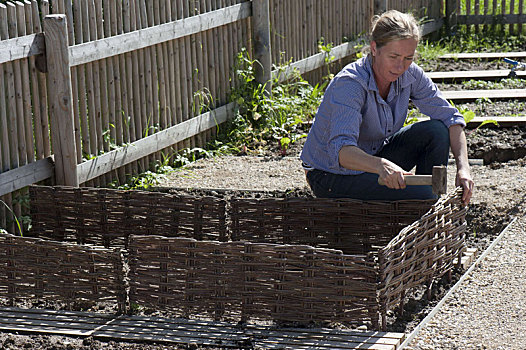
[457,12,526,24]
[439,51,526,59]
[442,88,526,100]
[414,116,526,127]
[77,102,235,184]
[421,18,444,36]
[427,69,526,80]
[0,32,44,64]
[0,307,404,350]
[0,157,54,196]
[273,38,363,82]
[68,2,251,67]
[456,247,478,269]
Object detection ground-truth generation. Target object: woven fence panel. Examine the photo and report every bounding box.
[378,187,467,312]
[230,197,436,255]
[0,233,125,311]
[128,235,378,325]
[29,186,227,247]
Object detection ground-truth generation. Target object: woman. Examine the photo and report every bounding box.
[300,10,474,205]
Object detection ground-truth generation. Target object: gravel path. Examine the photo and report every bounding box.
[406,214,526,350]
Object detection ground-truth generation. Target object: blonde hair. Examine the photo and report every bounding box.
[363,10,420,53]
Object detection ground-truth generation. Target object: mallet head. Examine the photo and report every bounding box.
[432,165,447,195]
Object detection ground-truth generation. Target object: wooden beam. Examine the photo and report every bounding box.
[77,103,235,184]
[427,69,526,80]
[69,2,251,67]
[273,38,363,83]
[439,52,526,59]
[43,15,78,187]
[417,116,526,127]
[421,18,444,36]
[0,32,45,64]
[442,88,526,100]
[0,157,54,197]
[0,307,405,349]
[457,14,526,25]
[252,0,272,95]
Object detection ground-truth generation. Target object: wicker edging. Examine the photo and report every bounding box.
[0,233,126,312]
[0,185,467,329]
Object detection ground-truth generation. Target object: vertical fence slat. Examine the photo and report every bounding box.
[183,1,194,150]
[510,0,516,33]
[4,2,21,234]
[21,0,42,162]
[0,4,11,232]
[157,0,168,132]
[7,4,27,170]
[120,0,136,181]
[137,0,149,170]
[89,0,104,182]
[519,0,524,33]
[127,0,140,172]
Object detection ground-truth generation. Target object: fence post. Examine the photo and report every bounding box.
[252,0,272,95]
[445,0,458,35]
[374,0,388,14]
[43,14,79,187]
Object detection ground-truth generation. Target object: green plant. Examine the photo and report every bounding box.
[193,87,215,115]
[318,38,335,81]
[461,78,526,90]
[222,47,324,156]
[109,154,176,190]
[449,101,499,135]
[0,200,23,236]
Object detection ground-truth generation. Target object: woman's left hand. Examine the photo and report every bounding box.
[455,168,474,206]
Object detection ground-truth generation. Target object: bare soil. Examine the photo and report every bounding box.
[1,58,526,349]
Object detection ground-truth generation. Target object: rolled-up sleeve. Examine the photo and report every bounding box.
[410,66,466,128]
[325,78,366,171]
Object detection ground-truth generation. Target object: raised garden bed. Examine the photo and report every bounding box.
[0,185,467,331]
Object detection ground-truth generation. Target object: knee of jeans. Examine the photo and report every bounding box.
[426,120,450,148]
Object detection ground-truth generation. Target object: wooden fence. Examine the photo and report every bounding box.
[1,0,514,235]
[448,0,526,33]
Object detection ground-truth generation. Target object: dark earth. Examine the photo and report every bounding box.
[1,57,526,349]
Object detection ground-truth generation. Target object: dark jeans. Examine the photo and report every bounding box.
[306,120,450,200]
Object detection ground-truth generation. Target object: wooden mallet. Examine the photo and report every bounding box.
[378,165,447,195]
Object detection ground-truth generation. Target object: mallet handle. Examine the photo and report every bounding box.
[378,175,431,186]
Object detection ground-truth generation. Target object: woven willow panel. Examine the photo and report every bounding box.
[29,185,227,247]
[128,235,378,325]
[230,197,436,255]
[378,187,467,312]
[0,233,125,311]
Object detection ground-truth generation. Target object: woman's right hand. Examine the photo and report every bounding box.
[377,158,412,189]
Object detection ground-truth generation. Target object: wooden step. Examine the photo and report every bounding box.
[439,52,526,59]
[416,116,526,128]
[427,69,526,81]
[442,88,526,100]
[0,307,406,349]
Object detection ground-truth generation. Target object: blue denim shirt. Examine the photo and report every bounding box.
[300,55,466,175]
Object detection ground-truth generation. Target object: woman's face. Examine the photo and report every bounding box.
[370,38,418,88]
